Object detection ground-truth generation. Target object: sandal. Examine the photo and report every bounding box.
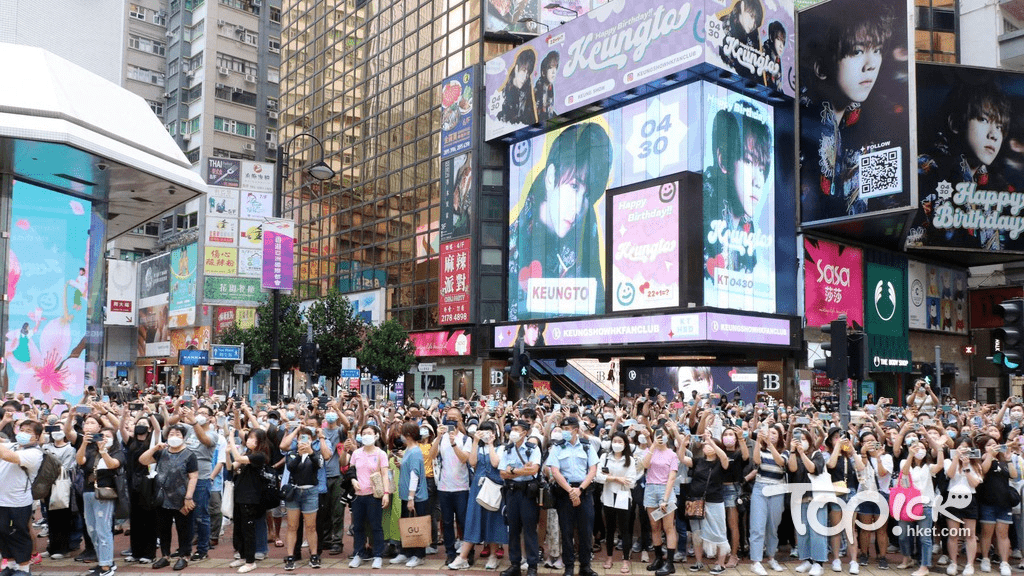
[604,559,614,569]
[274,540,284,548]
[725,557,739,569]
[621,560,631,574]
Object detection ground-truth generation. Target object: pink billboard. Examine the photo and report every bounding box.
[409,330,472,357]
[803,238,863,329]
[611,182,679,312]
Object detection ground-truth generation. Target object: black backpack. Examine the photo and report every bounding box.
[21,448,62,501]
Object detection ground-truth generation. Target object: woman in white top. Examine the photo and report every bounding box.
[905,379,939,415]
[596,431,639,573]
[944,438,983,576]
[896,436,944,576]
[854,431,893,570]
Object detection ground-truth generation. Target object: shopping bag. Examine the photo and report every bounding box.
[49,467,72,510]
[889,472,923,522]
[399,515,431,548]
[222,480,235,519]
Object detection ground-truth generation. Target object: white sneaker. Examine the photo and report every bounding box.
[349,556,362,568]
[1000,562,1011,576]
[981,559,992,573]
[752,562,769,576]
[406,557,424,568]
[372,557,382,569]
[675,552,687,562]
[769,559,785,572]
[833,559,843,572]
[448,557,471,570]
[965,565,976,576]
[642,551,650,563]
[947,564,958,575]
[390,554,409,564]
[797,561,814,573]
[940,555,950,566]
[810,562,824,576]
[254,553,266,561]
[230,559,246,568]
[426,546,438,555]
[850,561,860,575]
[1014,551,1023,561]
[485,557,500,570]
[238,563,258,574]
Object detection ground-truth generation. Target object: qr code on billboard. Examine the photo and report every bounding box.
[859,147,902,199]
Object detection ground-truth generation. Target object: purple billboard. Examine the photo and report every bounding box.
[262,219,294,290]
[610,182,680,312]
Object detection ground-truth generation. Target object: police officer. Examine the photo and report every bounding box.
[547,416,599,576]
[500,419,541,576]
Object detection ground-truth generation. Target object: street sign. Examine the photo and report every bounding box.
[233,364,251,375]
[963,345,976,355]
[341,368,361,378]
[211,345,243,362]
[418,363,435,372]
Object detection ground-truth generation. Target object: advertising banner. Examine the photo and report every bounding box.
[138,253,171,358]
[922,264,968,334]
[212,306,236,337]
[408,330,473,357]
[240,161,275,193]
[236,306,257,328]
[485,0,595,35]
[262,218,295,290]
[206,216,238,246]
[168,243,197,328]
[170,326,211,359]
[704,0,795,95]
[803,238,863,329]
[240,191,274,219]
[207,158,241,187]
[864,256,911,372]
[440,68,475,159]
[344,288,386,325]
[207,187,239,217]
[204,247,238,276]
[508,84,701,321]
[703,87,776,313]
[439,238,471,325]
[106,259,137,326]
[907,259,928,330]
[237,248,262,277]
[798,0,915,225]
[239,219,263,248]
[440,152,472,242]
[484,0,702,140]
[610,182,680,312]
[907,64,1024,253]
[623,365,759,404]
[203,276,264,303]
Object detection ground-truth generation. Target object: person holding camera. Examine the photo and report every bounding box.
[498,419,541,576]
[546,416,599,576]
[429,407,473,566]
[139,424,199,571]
[75,415,126,576]
[596,431,639,574]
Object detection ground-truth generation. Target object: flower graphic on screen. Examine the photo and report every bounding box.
[6,315,84,399]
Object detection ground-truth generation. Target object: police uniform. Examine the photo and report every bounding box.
[500,425,542,575]
[545,417,599,575]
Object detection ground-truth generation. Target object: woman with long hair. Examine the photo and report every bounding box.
[449,420,508,570]
[976,434,1018,576]
[642,425,680,576]
[682,432,731,575]
[944,437,982,576]
[347,424,390,569]
[894,435,944,576]
[281,426,324,571]
[227,428,271,573]
[749,425,788,575]
[597,431,639,574]
[75,420,125,576]
[392,423,429,567]
[720,426,750,568]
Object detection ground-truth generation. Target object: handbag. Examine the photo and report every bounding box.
[259,466,283,512]
[370,451,388,499]
[282,483,299,502]
[685,461,713,520]
[889,471,924,522]
[221,480,235,519]
[398,515,431,548]
[49,467,72,510]
[113,467,131,520]
[95,485,118,500]
[476,476,503,511]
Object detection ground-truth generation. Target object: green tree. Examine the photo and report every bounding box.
[216,322,258,371]
[357,319,415,389]
[251,292,305,372]
[307,291,366,379]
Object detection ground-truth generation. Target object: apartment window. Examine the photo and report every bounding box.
[216,53,255,75]
[129,34,166,56]
[127,65,165,86]
[147,100,164,116]
[268,68,279,84]
[214,116,256,138]
[187,52,204,71]
[184,84,202,102]
[129,4,146,20]
[269,37,281,53]
[165,121,177,136]
[215,85,257,106]
[132,222,161,236]
[165,88,177,106]
[270,7,280,22]
[177,212,199,229]
[186,116,201,133]
[186,20,205,41]
[167,59,179,77]
[153,10,167,25]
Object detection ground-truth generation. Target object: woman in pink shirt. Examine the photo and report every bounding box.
[347,425,391,569]
[642,425,680,576]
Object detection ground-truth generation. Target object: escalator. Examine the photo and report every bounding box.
[530,358,615,401]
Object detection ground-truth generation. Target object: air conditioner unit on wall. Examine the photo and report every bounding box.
[217,19,227,26]
[245,74,256,83]
[219,67,230,75]
[243,143,256,152]
[268,111,278,119]
[182,133,191,142]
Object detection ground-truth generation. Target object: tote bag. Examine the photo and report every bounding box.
[49,467,72,510]
[888,471,923,522]
[476,477,503,511]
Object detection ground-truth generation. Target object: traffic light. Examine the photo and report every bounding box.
[300,342,319,374]
[813,318,848,381]
[847,331,868,381]
[992,299,1024,372]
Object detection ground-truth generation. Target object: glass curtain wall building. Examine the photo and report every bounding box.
[279,0,482,330]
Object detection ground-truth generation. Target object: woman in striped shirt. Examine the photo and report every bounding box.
[749,424,788,576]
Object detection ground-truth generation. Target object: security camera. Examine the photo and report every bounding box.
[97,162,108,171]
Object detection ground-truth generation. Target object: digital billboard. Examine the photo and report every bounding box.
[864,253,910,372]
[702,87,776,313]
[168,243,197,328]
[907,63,1024,253]
[803,238,863,329]
[106,259,137,326]
[138,253,171,357]
[704,0,795,95]
[440,152,472,242]
[798,0,915,225]
[623,365,759,404]
[609,182,680,312]
[507,84,701,321]
[440,68,475,159]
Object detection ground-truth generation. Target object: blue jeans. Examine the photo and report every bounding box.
[351,494,385,558]
[749,481,785,563]
[798,501,828,563]
[255,515,268,555]
[438,490,468,558]
[899,506,933,567]
[191,479,212,554]
[83,492,115,567]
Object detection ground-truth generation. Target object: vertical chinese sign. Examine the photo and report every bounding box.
[262,219,294,290]
[439,239,471,325]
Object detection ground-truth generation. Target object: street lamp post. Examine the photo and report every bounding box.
[270,133,335,404]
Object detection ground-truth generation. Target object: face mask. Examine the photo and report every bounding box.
[723,436,736,448]
[604,414,614,421]
[51,431,65,442]
[1013,412,1024,422]
[168,436,185,448]
[905,435,918,446]
[286,411,296,421]
[468,425,478,434]
[361,434,376,446]
[325,413,339,423]
[482,432,494,443]
[509,431,522,443]
[419,427,430,438]
[601,440,611,451]
[15,432,31,446]
[915,450,927,460]
[947,430,957,439]
[801,441,810,451]
[196,415,208,426]
[612,442,625,453]
[135,425,149,436]
[105,438,114,449]
[551,430,564,445]
[367,419,377,427]
[638,435,648,445]
[268,418,279,427]
[300,435,311,443]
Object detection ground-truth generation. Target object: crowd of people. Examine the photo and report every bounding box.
[1,379,1024,576]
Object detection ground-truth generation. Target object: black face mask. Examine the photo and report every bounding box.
[135,425,150,437]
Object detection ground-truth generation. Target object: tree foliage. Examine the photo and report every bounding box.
[307,291,366,378]
[357,319,415,388]
[249,292,305,372]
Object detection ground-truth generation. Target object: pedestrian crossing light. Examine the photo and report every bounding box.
[992,299,1024,372]
[813,317,848,382]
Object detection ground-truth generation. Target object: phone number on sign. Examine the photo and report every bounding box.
[441,313,468,323]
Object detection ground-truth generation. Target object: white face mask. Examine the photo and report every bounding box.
[105,438,114,449]
[196,415,208,426]
[467,425,478,434]
[612,442,625,453]
[800,440,810,451]
[420,427,430,438]
[638,435,648,445]
[361,434,377,446]
[509,431,522,443]
[51,431,65,442]
[916,450,927,460]
[551,431,564,443]
[168,436,184,448]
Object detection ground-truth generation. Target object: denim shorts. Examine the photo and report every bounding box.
[644,483,668,508]
[979,504,1013,525]
[285,486,320,514]
[829,488,856,513]
[857,492,887,516]
[722,484,739,508]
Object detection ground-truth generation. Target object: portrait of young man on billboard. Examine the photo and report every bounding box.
[798,0,910,223]
[508,121,613,320]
